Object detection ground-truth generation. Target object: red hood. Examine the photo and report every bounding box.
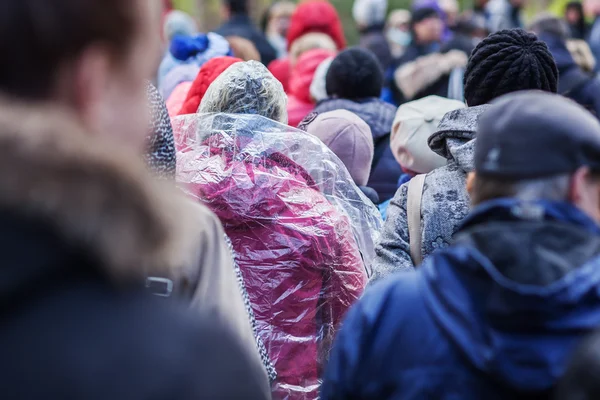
[268,58,291,93]
[178,56,242,116]
[289,49,336,103]
[287,0,346,50]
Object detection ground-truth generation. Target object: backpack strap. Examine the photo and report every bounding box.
[407,174,426,266]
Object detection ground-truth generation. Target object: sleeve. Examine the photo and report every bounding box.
[321,301,369,400]
[184,202,272,396]
[371,183,416,280]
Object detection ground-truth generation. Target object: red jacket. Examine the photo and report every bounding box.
[286,1,346,50]
[176,118,367,399]
[287,49,336,127]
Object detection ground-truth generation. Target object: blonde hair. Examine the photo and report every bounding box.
[289,32,338,66]
[226,36,261,62]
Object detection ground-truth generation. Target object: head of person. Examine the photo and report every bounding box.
[463,29,558,107]
[225,36,261,62]
[386,9,412,48]
[555,331,600,400]
[528,13,570,40]
[410,7,443,45]
[199,60,288,124]
[262,1,296,37]
[286,0,346,51]
[352,0,388,30]
[0,0,161,151]
[439,0,460,27]
[306,110,374,186]
[566,1,586,25]
[509,0,526,9]
[222,0,248,19]
[326,47,384,100]
[289,32,338,66]
[391,96,465,176]
[468,91,600,224]
[163,10,198,43]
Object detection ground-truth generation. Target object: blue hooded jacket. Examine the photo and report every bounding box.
[322,199,600,399]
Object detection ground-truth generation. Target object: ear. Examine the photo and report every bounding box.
[568,166,590,204]
[69,45,112,130]
[466,171,476,199]
[569,166,600,223]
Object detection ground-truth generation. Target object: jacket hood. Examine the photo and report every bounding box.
[423,199,600,392]
[0,101,203,300]
[287,0,346,50]
[289,49,336,103]
[314,97,396,139]
[428,105,490,171]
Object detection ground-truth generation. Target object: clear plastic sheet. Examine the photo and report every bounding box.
[173,113,382,399]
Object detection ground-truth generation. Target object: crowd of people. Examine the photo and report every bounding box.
[5,0,600,398]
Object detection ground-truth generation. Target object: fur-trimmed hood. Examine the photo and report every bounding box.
[0,101,201,284]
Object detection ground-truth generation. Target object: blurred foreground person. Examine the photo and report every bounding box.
[323,91,600,400]
[174,61,381,399]
[530,14,600,117]
[0,0,270,398]
[374,29,559,277]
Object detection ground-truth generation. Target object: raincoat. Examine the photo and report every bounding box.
[173,113,382,399]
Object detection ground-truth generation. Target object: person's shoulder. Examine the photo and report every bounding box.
[359,271,424,321]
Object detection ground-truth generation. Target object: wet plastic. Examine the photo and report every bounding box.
[173,113,382,399]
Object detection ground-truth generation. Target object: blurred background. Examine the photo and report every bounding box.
[172,0,566,43]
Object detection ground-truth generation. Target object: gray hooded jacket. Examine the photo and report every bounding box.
[372,105,491,279]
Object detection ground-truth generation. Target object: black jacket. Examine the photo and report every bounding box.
[216,14,277,65]
[0,104,268,400]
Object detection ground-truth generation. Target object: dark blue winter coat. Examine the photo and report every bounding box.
[540,33,600,118]
[322,199,600,400]
[312,98,400,202]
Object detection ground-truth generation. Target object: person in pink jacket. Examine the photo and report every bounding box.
[287,48,336,127]
[173,61,381,399]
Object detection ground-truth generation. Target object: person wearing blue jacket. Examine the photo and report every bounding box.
[321,91,600,400]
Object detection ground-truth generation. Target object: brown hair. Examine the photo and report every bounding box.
[0,0,138,100]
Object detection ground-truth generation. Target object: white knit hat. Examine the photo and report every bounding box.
[352,0,388,27]
[391,96,465,174]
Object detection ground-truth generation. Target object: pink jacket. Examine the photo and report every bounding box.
[177,124,367,399]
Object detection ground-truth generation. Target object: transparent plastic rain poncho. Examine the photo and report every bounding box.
[173,112,383,400]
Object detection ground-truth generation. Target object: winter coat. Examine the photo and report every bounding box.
[310,98,399,202]
[0,102,269,400]
[372,105,490,278]
[268,58,292,93]
[541,33,600,118]
[322,199,600,400]
[215,14,277,66]
[358,25,393,72]
[176,115,369,400]
[287,49,336,127]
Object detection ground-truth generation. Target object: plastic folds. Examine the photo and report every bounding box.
[173,113,382,399]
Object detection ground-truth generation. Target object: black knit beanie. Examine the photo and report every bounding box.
[326,47,384,100]
[463,29,558,107]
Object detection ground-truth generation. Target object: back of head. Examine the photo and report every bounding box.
[472,91,600,205]
[353,0,389,28]
[287,0,346,51]
[0,0,140,101]
[528,13,569,39]
[163,10,198,43]
[225,36,261,61]
[199,60,288,124]
[306,109,374,186]
[289,32,338,65]
[464,29,559,106]
[326,47,384,100]
[225,0,248,15]
[555,331,600,400]
[391,95,465,174]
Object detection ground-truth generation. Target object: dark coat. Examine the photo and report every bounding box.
[311,98,400,202]
[323,199,600,400]
[541,33,600,118]
[215,14,277,66]
[358,25,393,72]
[0,103,269,400]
